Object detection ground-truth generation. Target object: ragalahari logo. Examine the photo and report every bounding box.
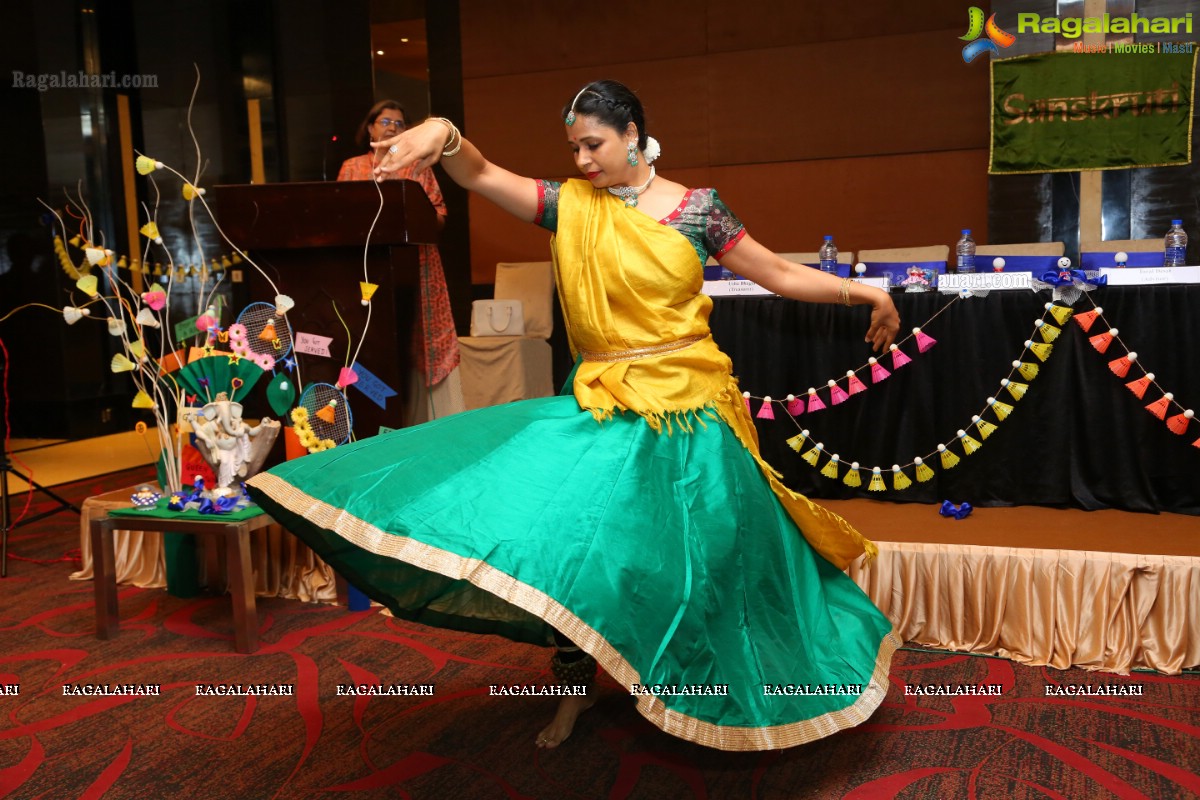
[961,7,1016,62]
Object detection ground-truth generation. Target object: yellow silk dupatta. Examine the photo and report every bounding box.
[550,180,877,569]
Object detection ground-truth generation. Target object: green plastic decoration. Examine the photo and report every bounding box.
[267,371,297,416]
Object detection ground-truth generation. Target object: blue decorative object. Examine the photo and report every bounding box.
[939,500,974,520]
[130,485,162,509]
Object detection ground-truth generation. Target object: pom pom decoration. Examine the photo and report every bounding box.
[110,353,136,373]
[786,430,809,452]
[846,371,867,396]
[135,307,159,328]
[806,387,826,413]
[360,281,379,306]
[869,357,891,383]
[135,155,162,174]
[1125,372,1154,399]
[938,443,960,469]
[868,467,886,492]
[801,443,824,466]
[821,454,840,479]
[828,379,849,405]
[843,462,862,487]
[987,396,1014,421]
[1167,409,1194,435]
[1145,392,1173,420]
[892,465,912,490]
[890,344,912,369]
[958,428,982,455]
[1108,352,1136,378]
[63,306,89,325]
[914,456,935,482]
[786,394,804,416]
[1026,341,1053,362]
[973,415,998,440]
[1046,303,1075,326]
[756,397,775,420]
[913,327,937,353]
[1001,378,1028,401]
[1073,307,1102,332]
[1089,328,1117,353]
[76,274,99,297]
[131,389,155,409]
[316,399,339,425]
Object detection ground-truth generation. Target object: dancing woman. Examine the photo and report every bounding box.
[248,79,901,751]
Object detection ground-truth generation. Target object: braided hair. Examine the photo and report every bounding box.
[562,80,648,149]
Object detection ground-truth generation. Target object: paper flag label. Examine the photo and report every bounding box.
[175,315,200,341]
[295,332,333,357]
[351,362,398,409]
[159,348,188,375]
[378,425,396,435]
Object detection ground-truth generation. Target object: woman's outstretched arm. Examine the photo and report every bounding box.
[720,234,901,352]
[372,119,540,223]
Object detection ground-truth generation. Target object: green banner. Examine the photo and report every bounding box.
[990,49,1197,174]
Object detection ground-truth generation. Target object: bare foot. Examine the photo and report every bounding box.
[535,694,596,749]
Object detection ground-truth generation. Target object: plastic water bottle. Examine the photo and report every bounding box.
[818,235,838,274]
[1164,220,1187,267]
[955,229,976,273]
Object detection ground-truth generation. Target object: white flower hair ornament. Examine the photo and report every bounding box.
[643,136,661,164]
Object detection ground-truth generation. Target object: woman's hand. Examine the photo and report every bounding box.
[371,121,450,179]
[865,291,900,352]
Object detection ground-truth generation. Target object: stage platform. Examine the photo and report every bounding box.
[825,499,1200,676]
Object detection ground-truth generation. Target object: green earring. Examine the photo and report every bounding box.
[626,142,638,166]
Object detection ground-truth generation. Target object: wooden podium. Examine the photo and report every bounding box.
[213,180,440,435]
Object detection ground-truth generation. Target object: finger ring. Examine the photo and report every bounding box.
[388,145,398,154]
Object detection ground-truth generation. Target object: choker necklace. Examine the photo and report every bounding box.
[607,167,656,207]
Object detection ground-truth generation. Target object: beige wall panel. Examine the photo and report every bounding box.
[460,0,707,79]
[465,60,711,178]
[710,150,990,254]
[707,31,989,164]
[706,0,965,52]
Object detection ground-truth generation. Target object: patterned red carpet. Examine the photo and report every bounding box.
[1,469,1198,799]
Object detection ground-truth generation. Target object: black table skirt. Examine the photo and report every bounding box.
[709,285,1200,515]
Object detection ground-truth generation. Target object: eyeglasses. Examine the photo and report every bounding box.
[376,117,406,129]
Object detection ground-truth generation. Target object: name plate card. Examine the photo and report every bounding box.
[938,272,1034,293]
[1098,266,1200,286]
[702,280,776,297]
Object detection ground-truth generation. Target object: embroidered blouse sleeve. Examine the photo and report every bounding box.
[704,190,747,259]
[534,179,562,232]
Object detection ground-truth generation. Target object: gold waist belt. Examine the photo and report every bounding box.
[580,334,706,363]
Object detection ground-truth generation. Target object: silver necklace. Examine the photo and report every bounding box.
[607,167,656,207]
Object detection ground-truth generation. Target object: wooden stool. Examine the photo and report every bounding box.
[90,510,277,654]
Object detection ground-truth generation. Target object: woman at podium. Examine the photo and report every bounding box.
[338,100,463,423]
[250,81,900,752]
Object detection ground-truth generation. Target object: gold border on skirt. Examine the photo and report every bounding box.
[249,471,900,751]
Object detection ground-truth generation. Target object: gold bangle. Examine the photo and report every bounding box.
[430,117,462,157]
[838,277,853,307]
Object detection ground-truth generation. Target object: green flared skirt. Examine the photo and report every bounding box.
[247,394,898,750]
